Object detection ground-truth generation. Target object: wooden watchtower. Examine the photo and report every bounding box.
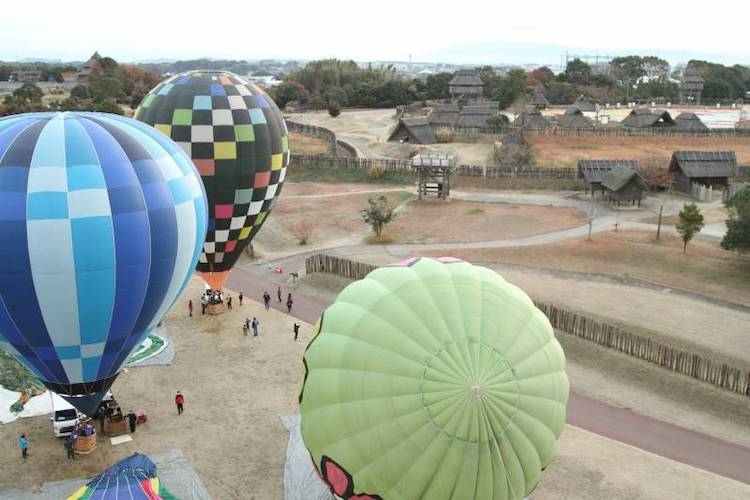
[412,154,457,200]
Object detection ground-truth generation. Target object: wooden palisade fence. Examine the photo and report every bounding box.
[305,253,750,397]
[432,123,750,138]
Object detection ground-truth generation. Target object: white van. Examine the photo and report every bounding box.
[51,394,81,438]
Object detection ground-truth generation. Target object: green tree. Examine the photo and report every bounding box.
[89,76,124,102]
[676,203,705,253]
[560,58,593,85]
[70,84,91,100]
[270,81,310,108]
[416,72,453,99]
[362,196,397,236]
[13,82,44,103]
[92,98,124,115]
[328,101,341,117]
[1,82,46,115]
[721,187,750,253]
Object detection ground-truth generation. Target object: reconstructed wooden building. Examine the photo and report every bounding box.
[558,106,594,129]
[679,65,704,105]
[530,92,550,110]
[669,151,738,191]
[387,118,436,144]
[621,108,675,128]
[602,165,648,206]
[412,154,456,200]
[449,70,484,101]
[673,112,708,131]
[578,159,638,196]
[514,106,550,129]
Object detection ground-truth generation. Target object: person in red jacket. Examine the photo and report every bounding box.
[175,391,185,415]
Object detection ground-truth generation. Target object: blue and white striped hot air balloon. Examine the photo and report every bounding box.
[0,112,207,415]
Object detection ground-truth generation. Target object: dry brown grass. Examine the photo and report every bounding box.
[287,132,330,156]
[527,135,750,168]
[389,199,586,244]
[429,230,750,305]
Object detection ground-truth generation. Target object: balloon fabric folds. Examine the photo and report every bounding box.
[0,112,207,415]
[68,452,173,499]
[299,257,569,500]
[134,70,289,291]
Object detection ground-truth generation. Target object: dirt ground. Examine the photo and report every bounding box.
[535,425,750,499]
[423,230,750,307]
[289,270,750,449]
[254,189,413,254]
[0,276,310,498]
[3,274,748,499]
[527,135,750,168]
[389,199,586,244]
[288,132,330,156]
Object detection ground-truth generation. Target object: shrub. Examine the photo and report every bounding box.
[434,130,454,143]
[368,164,385,179]
[328,101,341,117]
[289,219,313,245]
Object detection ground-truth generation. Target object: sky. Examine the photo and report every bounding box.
[1,0,748,66]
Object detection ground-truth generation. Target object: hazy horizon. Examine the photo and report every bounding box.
[1,0,748,67]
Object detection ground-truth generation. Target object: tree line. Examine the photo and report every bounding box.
[0,55,161,116]
[270,57,750,111]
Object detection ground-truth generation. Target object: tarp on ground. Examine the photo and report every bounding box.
[0,387,52,424]
[281,415,333,500]
[0,449,209,500]
[126,326,175,367]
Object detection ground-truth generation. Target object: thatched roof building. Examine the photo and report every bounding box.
[428,103,460,126]
[602,165,648,205]
[578,159,638,195]
[679,65,704,105]
[466,100,500,110]
[449,70,484,100]
[530,92,550,110]
[573,96,597,113]
[456,106,493,128]
[557,107,595,129]
[674,112,708,131]
[387,117,436,144]
[514,107,550,129]
[621,108,675,128]
[669,151,738,191]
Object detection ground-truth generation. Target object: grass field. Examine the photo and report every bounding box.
[527,135,750,168]
[427,230,750,306]
[286,164,416,185]
[288,132,331,156]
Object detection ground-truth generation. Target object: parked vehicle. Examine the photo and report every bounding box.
[51,394,80,438]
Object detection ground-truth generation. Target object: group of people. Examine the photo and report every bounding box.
[262,286,294,313]
[242,317,261,337]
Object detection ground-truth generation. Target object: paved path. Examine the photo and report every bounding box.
[227,265,750,485]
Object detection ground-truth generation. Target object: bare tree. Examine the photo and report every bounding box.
[289,219,313,245]
[510,95,529,121]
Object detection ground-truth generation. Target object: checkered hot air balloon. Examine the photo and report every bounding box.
[0,112,207,415]
[135,70,289,291]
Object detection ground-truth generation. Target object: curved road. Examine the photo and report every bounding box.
[227,265,750,485]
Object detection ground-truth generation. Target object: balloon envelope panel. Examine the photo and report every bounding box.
[0,112,207,409]
[299,257,569,500]
[135,71,289,285]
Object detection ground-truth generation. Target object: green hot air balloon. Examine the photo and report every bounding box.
[299,257,568,500]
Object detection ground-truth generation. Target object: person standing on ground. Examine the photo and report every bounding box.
[227,295,233,311]
[239,292,243,306]
[277,286,282,303]
[263,292,270,310]
[19,433,28,459]
[251,317,259,337]
[242,323,248,337]
[293,323,300,342]
[175,391,185,415]
[127,410,136,433]
[201,294,207,315]
[188,300,193,317]
[64,435,75,460]
[286,293,293,313]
